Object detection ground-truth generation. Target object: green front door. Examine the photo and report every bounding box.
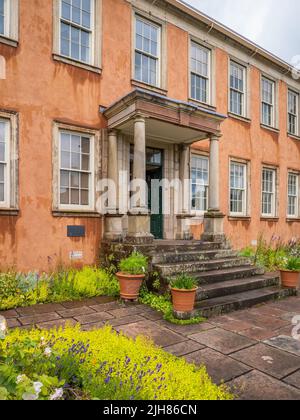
[146,148,164,239]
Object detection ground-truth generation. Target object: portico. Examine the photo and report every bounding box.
[102,89,226,243]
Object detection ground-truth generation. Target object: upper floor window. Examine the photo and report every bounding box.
[60,0,94,64]
[0,119,8,205]
[0,0,5,36]
[261,77,275,127]
[262,167,277,217]
[134,16,160,87]
[288,90,299,136]
[191,155,209,212]
[230,61,246,116]
[230,161,247,216]
[190,42,210,104]
[287,172,299,218]
[59,130,94,209]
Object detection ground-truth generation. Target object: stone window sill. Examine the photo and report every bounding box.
[0,208,19,216]
[228,112,251,124]
[188,98,217,112]
[287,218,300,223]
[288,133,300,141]
[0,35,18,48]
[260,217,279,222]
[260,124,280,134]
[53,54,102,74]
[228,215,251,221]
[131,79,168,96]
[52,210,102,219]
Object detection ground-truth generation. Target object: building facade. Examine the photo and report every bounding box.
[1,0,300,272]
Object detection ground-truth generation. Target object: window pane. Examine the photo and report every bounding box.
[288,173,299,216]
[262,168,275,215]
[191,156,209,211]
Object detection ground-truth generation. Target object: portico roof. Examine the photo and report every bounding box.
[101,89,227,144]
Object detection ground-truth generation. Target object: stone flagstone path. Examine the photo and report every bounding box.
[1,294,300,400]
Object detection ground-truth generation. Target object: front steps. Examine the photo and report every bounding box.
[151,240,297,318]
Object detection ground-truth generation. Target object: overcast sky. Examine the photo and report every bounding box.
[185,0,300,64]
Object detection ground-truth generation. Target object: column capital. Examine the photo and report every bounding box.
[209,133,223,141]
[108,128,119,136]
[134,113,147,123]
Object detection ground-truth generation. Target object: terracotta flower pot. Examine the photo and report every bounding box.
[116,272,145,301]
[280,270,300,289]
[171,288,197,313]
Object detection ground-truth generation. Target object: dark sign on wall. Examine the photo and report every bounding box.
[67,226,86,238]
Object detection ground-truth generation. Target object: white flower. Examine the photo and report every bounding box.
[49,388,64,401]
[22,392,38,401]
[16,375,26,384]
[0,316,7,334]
[44,347,52,357]
[33,382,43,394]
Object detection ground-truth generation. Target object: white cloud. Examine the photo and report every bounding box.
[184,0,300,64]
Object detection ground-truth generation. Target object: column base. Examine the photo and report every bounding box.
[104,214,124,242]
[201,210,226,243]
[126,211,154,244]
[176,214,193,240]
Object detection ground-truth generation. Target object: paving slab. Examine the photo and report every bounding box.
[81,322,105,331]
[57,306,96,318]
[188,328,256,355]
[284,370,300,389]
[7,318,21,328]
[89,302,121,312]
[248,305,286,318]
[163,341,205,357]
[264,335,300,357]
[37,318,78,330]
[74,312,114,325]
[17,303,65,316]
[228,370,300,400]
[19,312,62,326]
[231,343,300,379]
[106,315,145,327]
[184,348,251,385]
[116,320,187,347]
[238,327,280,341]
[229,311,290,331]
[0,309,19,319]
[158,320,215,336]
[220,320,255,333]
[108,307,145,318]
[141,311,164,321]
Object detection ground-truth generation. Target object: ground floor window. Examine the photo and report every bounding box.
[59,129,94,210]
[262,167,277,217]
[230,161,247,215]
[0,118,8,205]
[287,172,299,218]
[191,155,209,212]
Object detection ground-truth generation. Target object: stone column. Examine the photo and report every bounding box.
[201,134,225,243]
[176,145,193,240]
[127,114,153,244]
[104,129,123,241]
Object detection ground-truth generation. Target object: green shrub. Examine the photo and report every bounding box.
[119,252,148,275]
[0,268,120,312]
[0,326,233,400]
[169,274,197,290]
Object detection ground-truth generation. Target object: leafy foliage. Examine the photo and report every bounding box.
[119,252,148,275]
[0,326,232,400]
[280,256,300,272]
[0,267,119,312]
[169,274,197,290]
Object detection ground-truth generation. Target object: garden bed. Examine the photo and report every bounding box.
[0,325,232,400]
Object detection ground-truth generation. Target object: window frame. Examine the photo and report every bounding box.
[261,167,277,217]
[0,118,10,208]
[229,60,246,118]
[53,122,100,214]
[190,154,209,215]
[229,160,248,217]
[133,14,162,89]
[287,89,299,137]
[287,171,299,218]
[261,76,276,128]
[189,40,211,106]
[0,0,18,46]
[53,0,102,72]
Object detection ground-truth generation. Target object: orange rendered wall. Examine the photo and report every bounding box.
[0,0,300,272]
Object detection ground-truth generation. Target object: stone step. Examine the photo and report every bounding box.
[154,257,252,277]
[196,274,280,301]
[151,249,238,264]
[193,287,296,318]
[193,266,263,284]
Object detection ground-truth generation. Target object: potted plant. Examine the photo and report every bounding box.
[170,274,197,313]
[279,256,300,289]
[116,252,148,301]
